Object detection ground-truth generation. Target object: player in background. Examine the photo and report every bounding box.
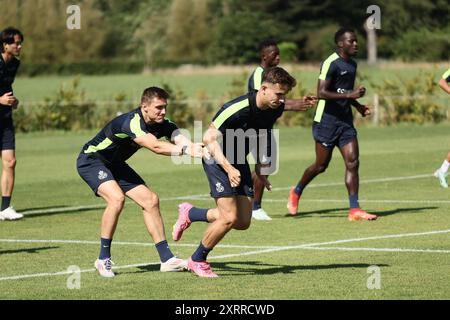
[0,27,24,221]
[248,39,316,220]
[287,28,377,221]
[433,67,450,187]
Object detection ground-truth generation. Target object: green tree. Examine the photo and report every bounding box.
[96,0,146,58]
[5,0,66,64]
[391,26,450,61]
[166,0,213,63]
[208,11,284,64]
[64,0,108,62]
[190,0,213,61]
[166,0,194,60]
[0,0,108,64]
[132,1,170,69]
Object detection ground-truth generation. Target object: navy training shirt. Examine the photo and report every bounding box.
[247,66,264,92]
[82,108,179,164]
[314,52,357,124]
[443,68,450,83]
[0,55,20,119]
[211,91,284,163]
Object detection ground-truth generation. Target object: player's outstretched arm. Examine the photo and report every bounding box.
[134,133,187,156]
[439,78,450,94]
[284,96,317,111]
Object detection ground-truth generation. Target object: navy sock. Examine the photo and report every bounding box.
[1,196,11,211]
[294,183,303,196]
[188,207,209,222]
[252,201,261,210]
[155,240,174,263]
[349,194,359,209]
[191,242,212,262]
[99,238,112,260]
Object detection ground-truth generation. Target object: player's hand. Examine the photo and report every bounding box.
[12,98,19,109]
[202,144,212,160]
[348,86,366,99]
[294,96,316,111]
[188,143,204,158]
[357,104,371,117]
[0,92,17,106]
[305,95,318,104]
[302,95,318,109]
[259,175,273,191]
[255,164,272,191]
[227,167,241,188]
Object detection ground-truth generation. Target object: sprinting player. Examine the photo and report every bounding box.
[173,67,297,277]
[248,39,316,220]
[0,27,24,221]
[77,86,204,277]
[433,67,450,187]
[286,27,377,221]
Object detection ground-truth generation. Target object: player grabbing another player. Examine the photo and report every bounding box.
[77,86,204,277]
[433,67,450,187]
[287,27,377,221]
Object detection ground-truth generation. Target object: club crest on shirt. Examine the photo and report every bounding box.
[98,170,108,180]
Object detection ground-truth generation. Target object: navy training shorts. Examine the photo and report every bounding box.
[0,119,15,150]
[202,159,253,198]
[76,153,145,196]
[312,120,357,149]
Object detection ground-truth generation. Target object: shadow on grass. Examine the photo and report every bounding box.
[127,264,161,274]
[19,204,104,218]
[371,206,438,217]
[284,207,348,219]
[285,206,438,219]
[210,261,390,276]
[128,261,389,276]
[0,246,59,255]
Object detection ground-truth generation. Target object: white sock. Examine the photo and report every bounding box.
[439,160,450,173]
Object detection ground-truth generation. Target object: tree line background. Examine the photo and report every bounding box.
[0,0,449,75]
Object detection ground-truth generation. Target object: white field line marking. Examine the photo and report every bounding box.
[195,229,450,260]
[19,173,436,216]
[257,199,450,204]
[141,173,435,199]
[300,246,450,254]
[271,174,433,192]
[3,245,450,281]
[1,228,449,281]
[22,204,107,215]
[0,261,161,281]
[298,229,450,247]
[173,198,450,204]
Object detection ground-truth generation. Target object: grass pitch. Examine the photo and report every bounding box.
[1,123,450,300]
